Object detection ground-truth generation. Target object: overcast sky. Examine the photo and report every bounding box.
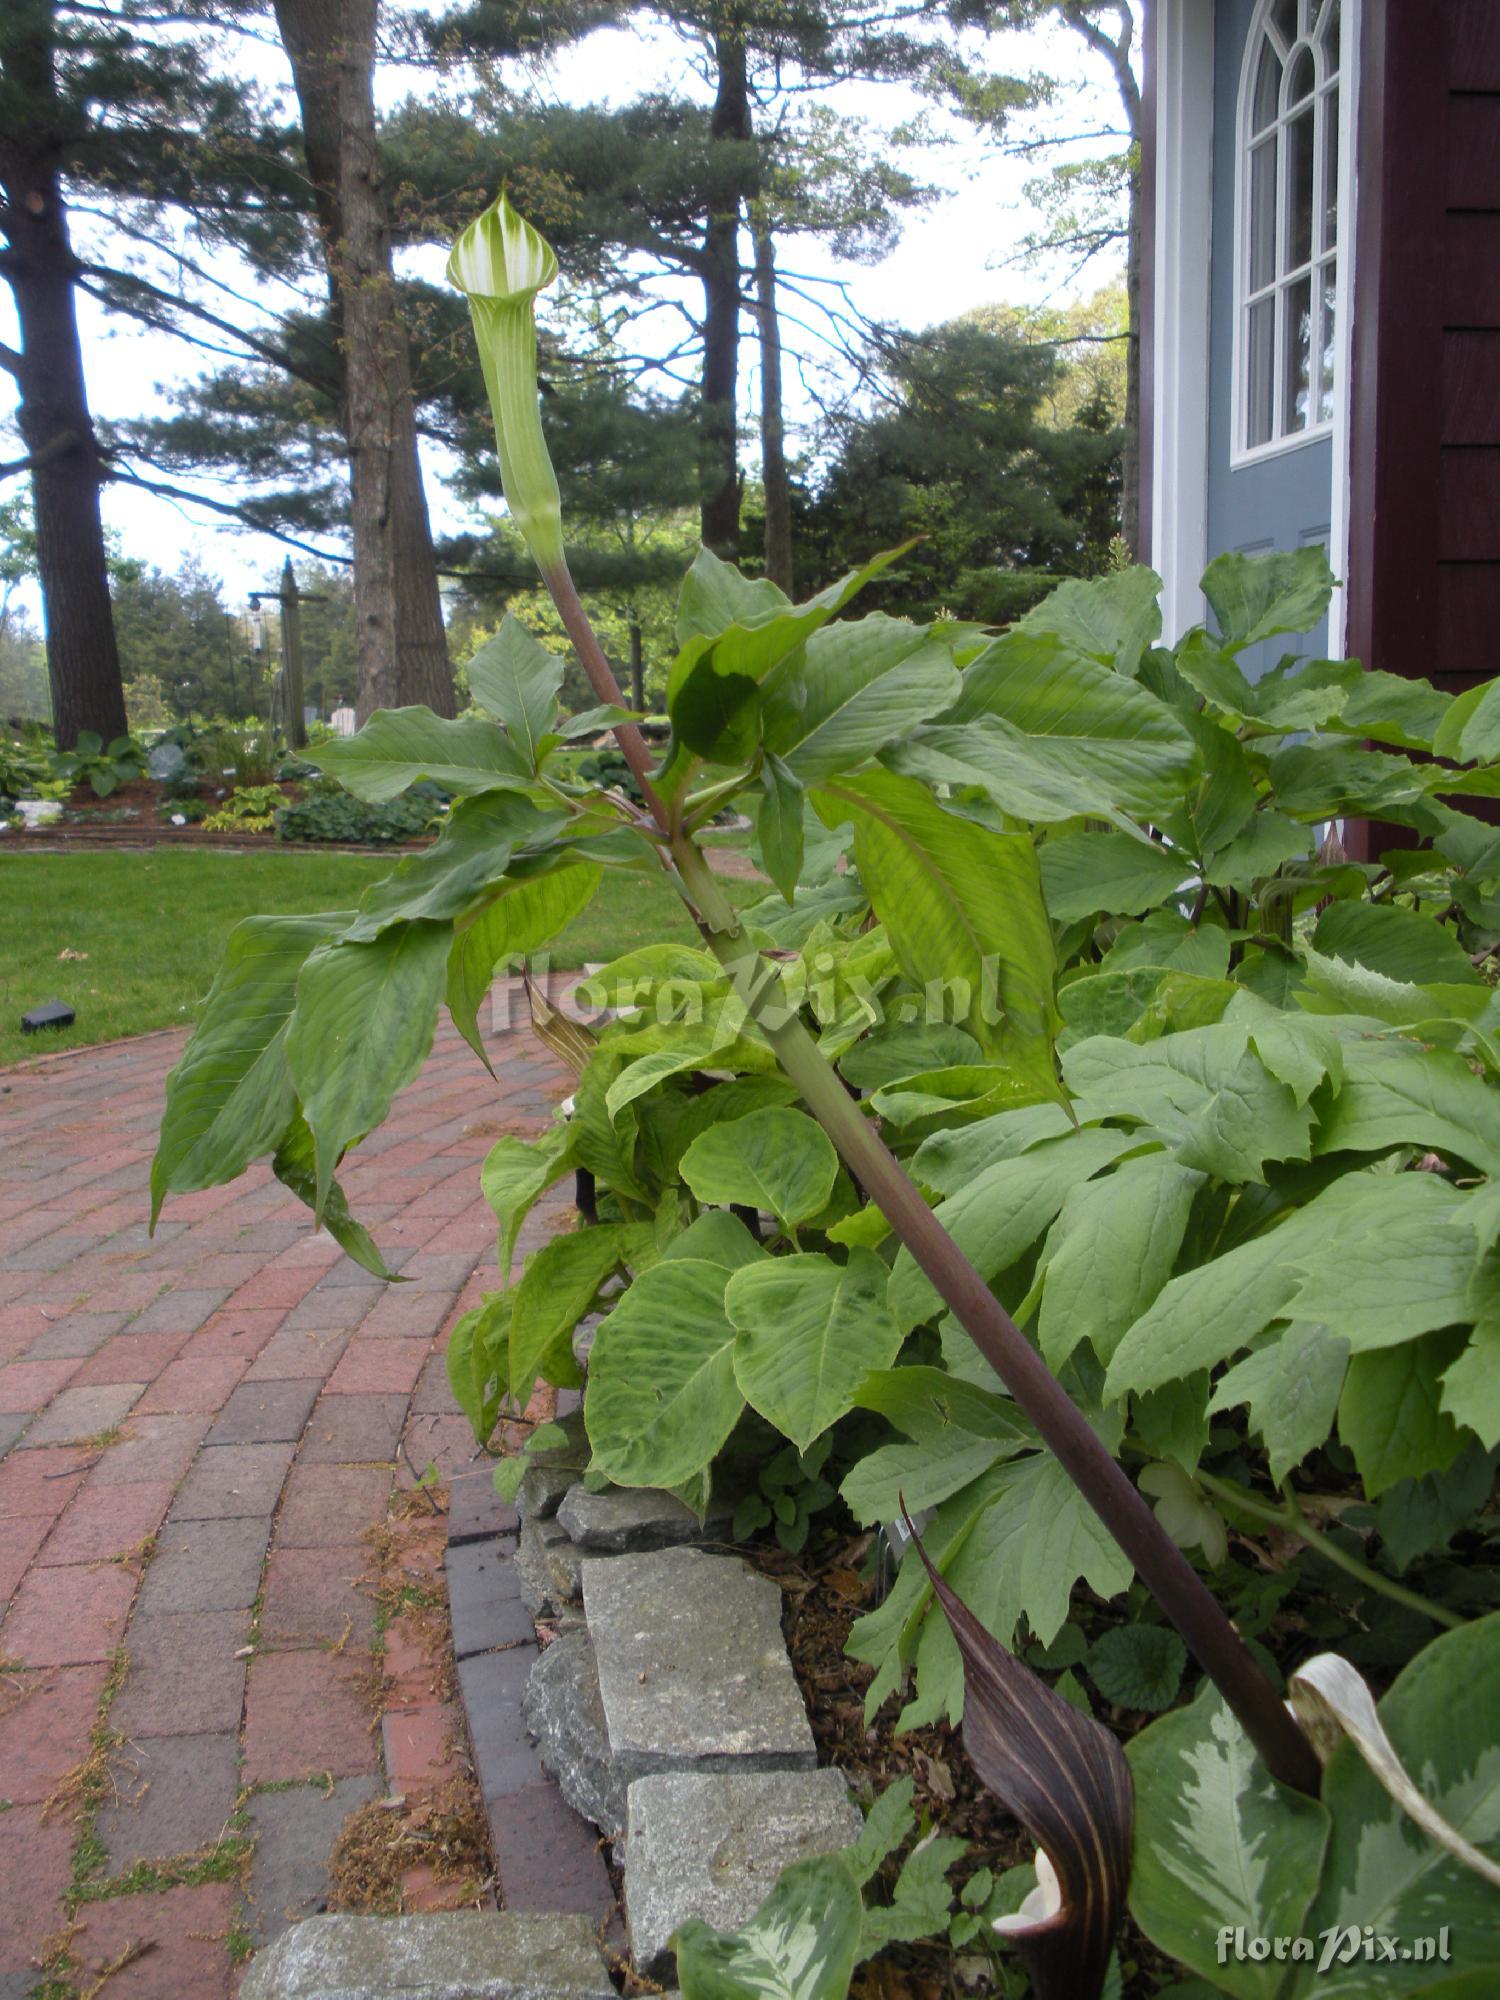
[1,3,1131,621]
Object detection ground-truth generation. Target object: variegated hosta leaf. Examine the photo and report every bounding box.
[673,1853,864,2000]
[907,1514,1133,2000]
[1287,1618,1500,1997]
[1127,1681,1330,2000]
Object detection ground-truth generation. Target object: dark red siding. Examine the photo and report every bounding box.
[1348,0,1500,692]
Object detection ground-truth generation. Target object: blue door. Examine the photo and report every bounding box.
[1208,0,1344,672]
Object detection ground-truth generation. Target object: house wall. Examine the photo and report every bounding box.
[1343,0,1500,689]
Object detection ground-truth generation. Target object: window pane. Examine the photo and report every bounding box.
[1286,106,1315,266]
[1252,38,1282,131]
[1249,140,1277,290]
[1284,275,1313,433]
[1316,258,1337,423]
[1287,45,1315,104]
[1323,84,1340,250]
[1248,297,1276,448]
[1271,0,1298,47]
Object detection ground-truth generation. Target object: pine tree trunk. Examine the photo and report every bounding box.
[0,7,126,750]
[700,24,751,557]
[272,0,454,720]
[753,223,793,593]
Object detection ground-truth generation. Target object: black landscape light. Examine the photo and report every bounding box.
[21,1001,76,1034]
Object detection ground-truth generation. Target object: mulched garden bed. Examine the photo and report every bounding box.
[750,1528,1181,1999]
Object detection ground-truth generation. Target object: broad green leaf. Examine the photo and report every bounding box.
[1332,669,1451,752]
[270,1112,397,1279]
[446,1292,510,1444]
[726,1248,903,1451]
[1038,830,1190,925]
[945,1450,1134,1652]
[1205,811,1313,891]
[1266,739,1430,821]
[1201,544,1334,651]
[446,862,601,1067]
[552,702,640,740]
[1311,1041,1500,1177]
[666,546,906,768]
[1283,1184,1475,1353]
[852,1364,1028,1444]
[1038,1153,1201,1369]
[1102,1174,1398,1398]
[575,942,724,1012]
[759,615,961,781]
[1165,708,1259,860]
[585,1258,744,1489]
[1226,990,1342,1105]
[867,1064,1041,1135]
[840,1428,1013,1526]
[342,793,566,942]
[899,632,1197,826]
[465,614,563,769]
[1209,1322,1351,1483]
[481,1122,575,1275]
[838,1024,983,1091]
[1177,636,1357,731]
[1062,1026,1315,1183]
[509,1225,629,1402]
[286,919,452,1217]
[661,1209,769,1272]
[1339,1330,1469,1496]
[758,752,804,902]
[314,706,533,802]
[1311,901,1483,988]
[673,1853,864,2000]
[1133,1374,1212,1474]
[1435,676,1500,763]
[813,769,1060,1094]
[677,547,791,643]
[888,1128,1137,1333]
[1291,1613,1500,1996]
[1127,1682,1331,2000]
[1017,563,1163,677]
[680,1107,839,1229]
[152,910,350,1220]
[1440,1318,1500,1448]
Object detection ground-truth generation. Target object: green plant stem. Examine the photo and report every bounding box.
[1197,1472,1466,1631]
[538,557,1322,1799]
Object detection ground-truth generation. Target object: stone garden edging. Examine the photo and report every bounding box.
[243,1400,861,1995]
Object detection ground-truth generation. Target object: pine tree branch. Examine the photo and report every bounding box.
[0,342,21,379]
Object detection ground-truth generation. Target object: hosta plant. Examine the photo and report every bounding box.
[153,191,1500,1992]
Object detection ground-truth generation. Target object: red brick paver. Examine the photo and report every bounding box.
[0,998,572,1993]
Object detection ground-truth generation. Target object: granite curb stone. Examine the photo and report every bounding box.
[238,1911,618,2000]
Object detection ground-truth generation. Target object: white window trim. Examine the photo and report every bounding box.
[1149,0,1216,639]
[1150,0,1360,657]
[1229,0,1347,469]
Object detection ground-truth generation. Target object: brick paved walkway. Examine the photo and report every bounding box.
[0,998,571,1999]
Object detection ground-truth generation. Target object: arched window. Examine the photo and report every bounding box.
[1235,0,1343,457]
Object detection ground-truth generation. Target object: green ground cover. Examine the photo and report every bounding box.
[0,848,760,1067]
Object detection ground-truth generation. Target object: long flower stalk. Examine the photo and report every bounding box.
[449,194,1322,1799]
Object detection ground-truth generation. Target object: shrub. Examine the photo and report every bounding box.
[274,785,443,844]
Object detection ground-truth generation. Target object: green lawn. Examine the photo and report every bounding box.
[0,848,763,1068]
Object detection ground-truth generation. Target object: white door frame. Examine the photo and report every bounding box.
[1149,0,1360,654]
